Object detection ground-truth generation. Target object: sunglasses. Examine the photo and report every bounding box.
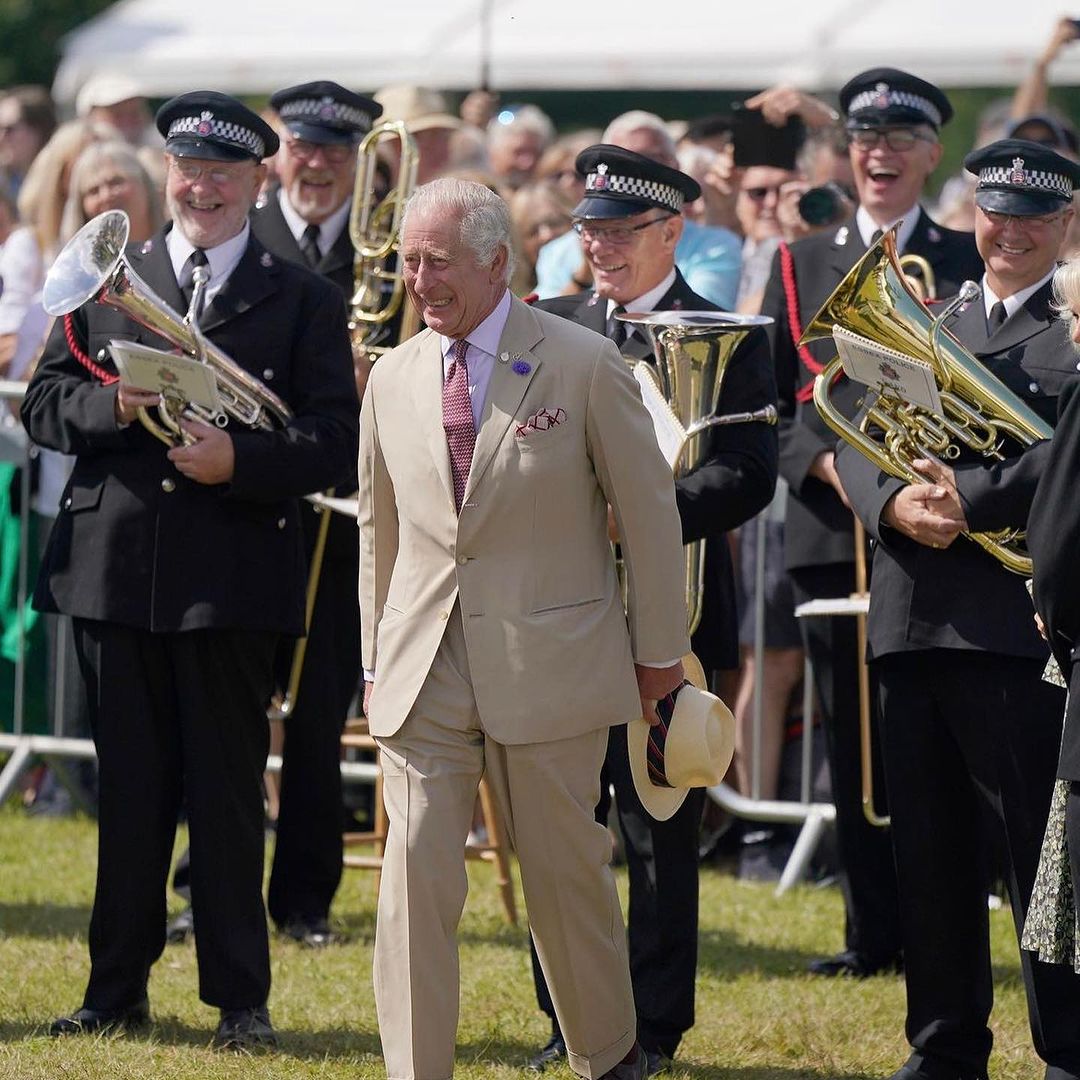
[743,185,783,202]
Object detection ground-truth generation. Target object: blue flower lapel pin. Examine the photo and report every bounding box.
[512,355,531,376]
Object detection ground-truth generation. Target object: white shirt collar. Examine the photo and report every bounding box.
[167,222,250,304]
[276,186,351,253]
[855,204,922,253]
[982,266,1057,320]
[604,267,677,319]
[439,287,513,360]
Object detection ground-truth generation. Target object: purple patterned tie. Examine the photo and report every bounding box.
[443,338,476,512]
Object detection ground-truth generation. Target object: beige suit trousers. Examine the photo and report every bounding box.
[373,607,636,1080]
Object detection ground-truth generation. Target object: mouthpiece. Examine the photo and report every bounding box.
[957,280,980,304]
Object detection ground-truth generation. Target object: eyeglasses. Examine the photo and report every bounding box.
[286,138,355,165]
[743,185,783,202]
[980,206,1066,229]
[572,215,670,245]
[849,128,935,152]
[169,158,251,185]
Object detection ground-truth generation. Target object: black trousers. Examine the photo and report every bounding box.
[876,649,1080,1080]
[73,619,276,1012]
[267,510,361,926]
[790,563,901,962]
[531,724,704,1058]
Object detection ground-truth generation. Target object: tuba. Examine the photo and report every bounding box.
[42,210,292,448]
[347,119,420,362]
[617,310,777,635]
[803,227,1051,575]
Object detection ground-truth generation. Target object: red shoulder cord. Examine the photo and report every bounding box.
[778,241,825,403]
[64,312,119,385]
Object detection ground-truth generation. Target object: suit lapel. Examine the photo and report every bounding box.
[411,330,455,508]
[319,220,353,277]
[987,281,1055,353]
[200,234,278,332]
[125,226,187,323]
[948,292,991,353]
[251,194,305,265]
[829,215,866,279]
[464,297,544,501]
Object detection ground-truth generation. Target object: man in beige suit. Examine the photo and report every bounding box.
[359,178,690,1080]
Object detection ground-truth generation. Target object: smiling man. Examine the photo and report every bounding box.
[759,67,984,984]
[836,138,1080,1080]
[24,90,357,1051]
[527,145,777,1075]
[360,177,690,1080]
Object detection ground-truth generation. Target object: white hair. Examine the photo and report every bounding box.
[487,104,555,148]
[402,177,515,284]
[602,111,678,162]
[1052,256,1080,325]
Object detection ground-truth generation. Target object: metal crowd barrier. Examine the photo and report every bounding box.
[0,378,377,806]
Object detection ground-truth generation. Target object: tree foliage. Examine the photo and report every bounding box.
[0,0,114,89]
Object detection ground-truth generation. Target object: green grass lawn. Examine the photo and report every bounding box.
[0,804,1048,1079]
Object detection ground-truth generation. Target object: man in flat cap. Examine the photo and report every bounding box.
[759,67,984,982]
[250,79,380,949]
[525,145,777,1075]
[837,138,1080,1080]
[26,90,358,1049]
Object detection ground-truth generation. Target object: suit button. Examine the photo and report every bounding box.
[439,610,449,620]
[457,555,468,565]
[1029,381,1040,393]
[62,497,71,510]
[263,369,274,381]
[160,478,175,493]
[277,517,287,529]
[96,349,108,363]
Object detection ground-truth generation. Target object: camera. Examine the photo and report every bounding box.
[798,182,852,227]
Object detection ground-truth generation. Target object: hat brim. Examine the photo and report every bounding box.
[627,652,709,823]
[572,194,659,220]
[847,108,937,130]
[284,120,360,146]
[403,114,463,133]
[976,187,1068,216]
[165,136,255,163]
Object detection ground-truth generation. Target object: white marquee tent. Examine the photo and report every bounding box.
[52,0,1080,106]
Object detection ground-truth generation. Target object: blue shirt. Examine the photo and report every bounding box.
[534,218,742,309]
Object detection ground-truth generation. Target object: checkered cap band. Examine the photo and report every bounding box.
[278,97,372,131]
[584,171,682,212]
[847,87,942,128]
[168,113,265,158]
[979,165,1072,198]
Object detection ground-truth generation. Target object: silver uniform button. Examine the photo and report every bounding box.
[263,369,274,381]
[277,517,286,529]
[457,555,468,565]
[1029,381,1040,393]
[161,478,175,493]
[62,496,71,510]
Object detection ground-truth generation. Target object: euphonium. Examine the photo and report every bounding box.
[42,210,292,448]
[617,310,778,635]
[803,227,1051,575]
[347,120,420,361]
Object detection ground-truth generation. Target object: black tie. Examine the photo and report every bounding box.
[870,228,883,247]
[299,223,321,268]
[178,248,209,321]
[987,300,1007,334]
[607,305,628,350]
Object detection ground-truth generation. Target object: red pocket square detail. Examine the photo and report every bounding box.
[516,407,566,438]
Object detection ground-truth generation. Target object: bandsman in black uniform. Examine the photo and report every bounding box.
[526,146,778,1074]
[251,80,381,948]
[27,92,358,1049]
[837,140,1080,1080]
[760,67,983,979]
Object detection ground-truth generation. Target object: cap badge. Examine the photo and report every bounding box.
[874,82,890,110]
[197,110,213,136]
[319,96,335,120]
[260,252,273,267]
[1011,157,1026,185]
[594,162,609,190]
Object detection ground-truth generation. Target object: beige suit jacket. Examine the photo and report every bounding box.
[358,294,690,744]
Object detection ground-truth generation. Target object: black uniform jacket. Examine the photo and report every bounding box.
[251,189,362,563]
[537,270,778,669]
[21,225,358,636]
[837,279,1072,661]
[762,209,983,571]
[251,189,354,299]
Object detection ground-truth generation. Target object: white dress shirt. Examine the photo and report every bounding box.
[981,267,1056,320]
[277,188,351,257]
[167,223,251,309]
[855,204,921,254]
